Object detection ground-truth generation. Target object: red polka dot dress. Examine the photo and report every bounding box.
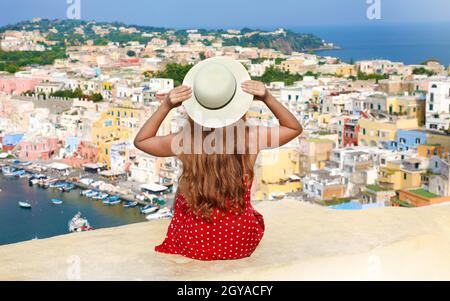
[155,178,265,261]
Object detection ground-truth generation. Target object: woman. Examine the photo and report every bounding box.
[134,80,302,261]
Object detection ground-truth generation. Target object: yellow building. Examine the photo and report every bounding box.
[336,64,357,77]
[386,96,425,125]
[358,118,418,147]
[426,132,450,151]
[253,147,302,201]
[378,160,423,191]
[92,101,143,167]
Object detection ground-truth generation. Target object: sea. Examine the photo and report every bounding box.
[0,174,147,245]
[290,22,450,66]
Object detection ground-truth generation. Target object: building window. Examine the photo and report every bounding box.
[403,173,407,180]
[415,138,421,144]
[429,104,434,111]
[430,93,434,102]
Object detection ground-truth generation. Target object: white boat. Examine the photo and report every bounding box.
[140,204,159,214]
[19,201,32,209]
[93,193,109,200]
[80,189,93,196]
[146,207,173,221]
[68,212,93,233]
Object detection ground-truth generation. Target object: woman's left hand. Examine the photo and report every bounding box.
[241,80,268,102]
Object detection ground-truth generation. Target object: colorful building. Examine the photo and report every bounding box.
[253,147,302,201]
[394,189,450,207]
[377,159,425,191]
[386,96,426,125]
[92,102,143,167]
[63,141,99,168]
[16,137,60,161]
[358,118,418,148]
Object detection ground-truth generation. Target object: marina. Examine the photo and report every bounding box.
[0,160,175,246]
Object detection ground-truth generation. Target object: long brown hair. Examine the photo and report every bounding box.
[177,118,255,220]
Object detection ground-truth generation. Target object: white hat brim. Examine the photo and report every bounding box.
[182,56,253,128]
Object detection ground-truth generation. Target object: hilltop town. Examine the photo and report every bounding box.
[1,18,450,208]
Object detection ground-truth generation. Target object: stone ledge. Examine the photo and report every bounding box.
[1,200,450,280]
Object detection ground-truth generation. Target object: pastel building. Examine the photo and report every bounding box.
[16,137,60,161]
[426,80,450,131]
[358,118,418,148]
[298,138,334,174]
[63,141,99,168]
[377,158,426,191]
[1,133,24,152]
[427,156,450,196]
[252,147,302,201]
[395,189,450,207]
[386,130,428,151]
[302,169,346,201]
[0,77,41,95]
[386,96,425,125]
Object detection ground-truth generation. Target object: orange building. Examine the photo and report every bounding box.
[394,189,450,207]
[417,144,445,159]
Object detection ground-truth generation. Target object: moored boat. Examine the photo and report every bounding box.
[103,195,121,205]
[19,201,32,209]
[140,204,159,214]
[124,201,138,208]
[68,212,93,233]
[146,207,173,221]
[51,198,63,205]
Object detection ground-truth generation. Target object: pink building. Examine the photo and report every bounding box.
[63,141,99,168]
[0,78,41,95]
[17,137,60,161]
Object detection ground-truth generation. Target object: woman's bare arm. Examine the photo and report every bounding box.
[241,80,303,151]
[134,85,192,157]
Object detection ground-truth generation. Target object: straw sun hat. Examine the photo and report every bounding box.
[182,56,253,128]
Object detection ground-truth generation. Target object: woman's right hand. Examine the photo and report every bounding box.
[164,85,192,109]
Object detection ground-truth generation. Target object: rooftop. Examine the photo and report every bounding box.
[408,189,439,199]
[1,200,450,280]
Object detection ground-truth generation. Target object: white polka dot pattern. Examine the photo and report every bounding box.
[155,178,265,261]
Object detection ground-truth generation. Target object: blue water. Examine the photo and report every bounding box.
[291,22,450,66]
[0,175,147,245]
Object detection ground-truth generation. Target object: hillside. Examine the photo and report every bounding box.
[0,19,325,53]
[1,200,450,281]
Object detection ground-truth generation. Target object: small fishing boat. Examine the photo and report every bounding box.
[123,201,138,208]
[13,169,26,177]
[85,190,99,198]
[94,192,108,201]
[51,198,63,205]
[80,189,93,196]
[68,212,93,233]
[58,183,75,192]
[146,207,173,221]
[140,204,159,214]
[2,166,15,177]
[104,195,121,205]
[19,201,32,209]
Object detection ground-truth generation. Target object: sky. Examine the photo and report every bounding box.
[0,0,449,29]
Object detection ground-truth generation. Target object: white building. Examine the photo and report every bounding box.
[426,80,450,131]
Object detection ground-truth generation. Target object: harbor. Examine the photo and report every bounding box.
[0,159,175,246]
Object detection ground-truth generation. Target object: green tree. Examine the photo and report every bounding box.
[155,63,193,86]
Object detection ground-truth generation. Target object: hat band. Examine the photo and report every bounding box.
[194,80,237,111]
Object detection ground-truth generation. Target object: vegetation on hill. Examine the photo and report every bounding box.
[0,19,326,54]
[0,47,67,73]
[155,63,193,86]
